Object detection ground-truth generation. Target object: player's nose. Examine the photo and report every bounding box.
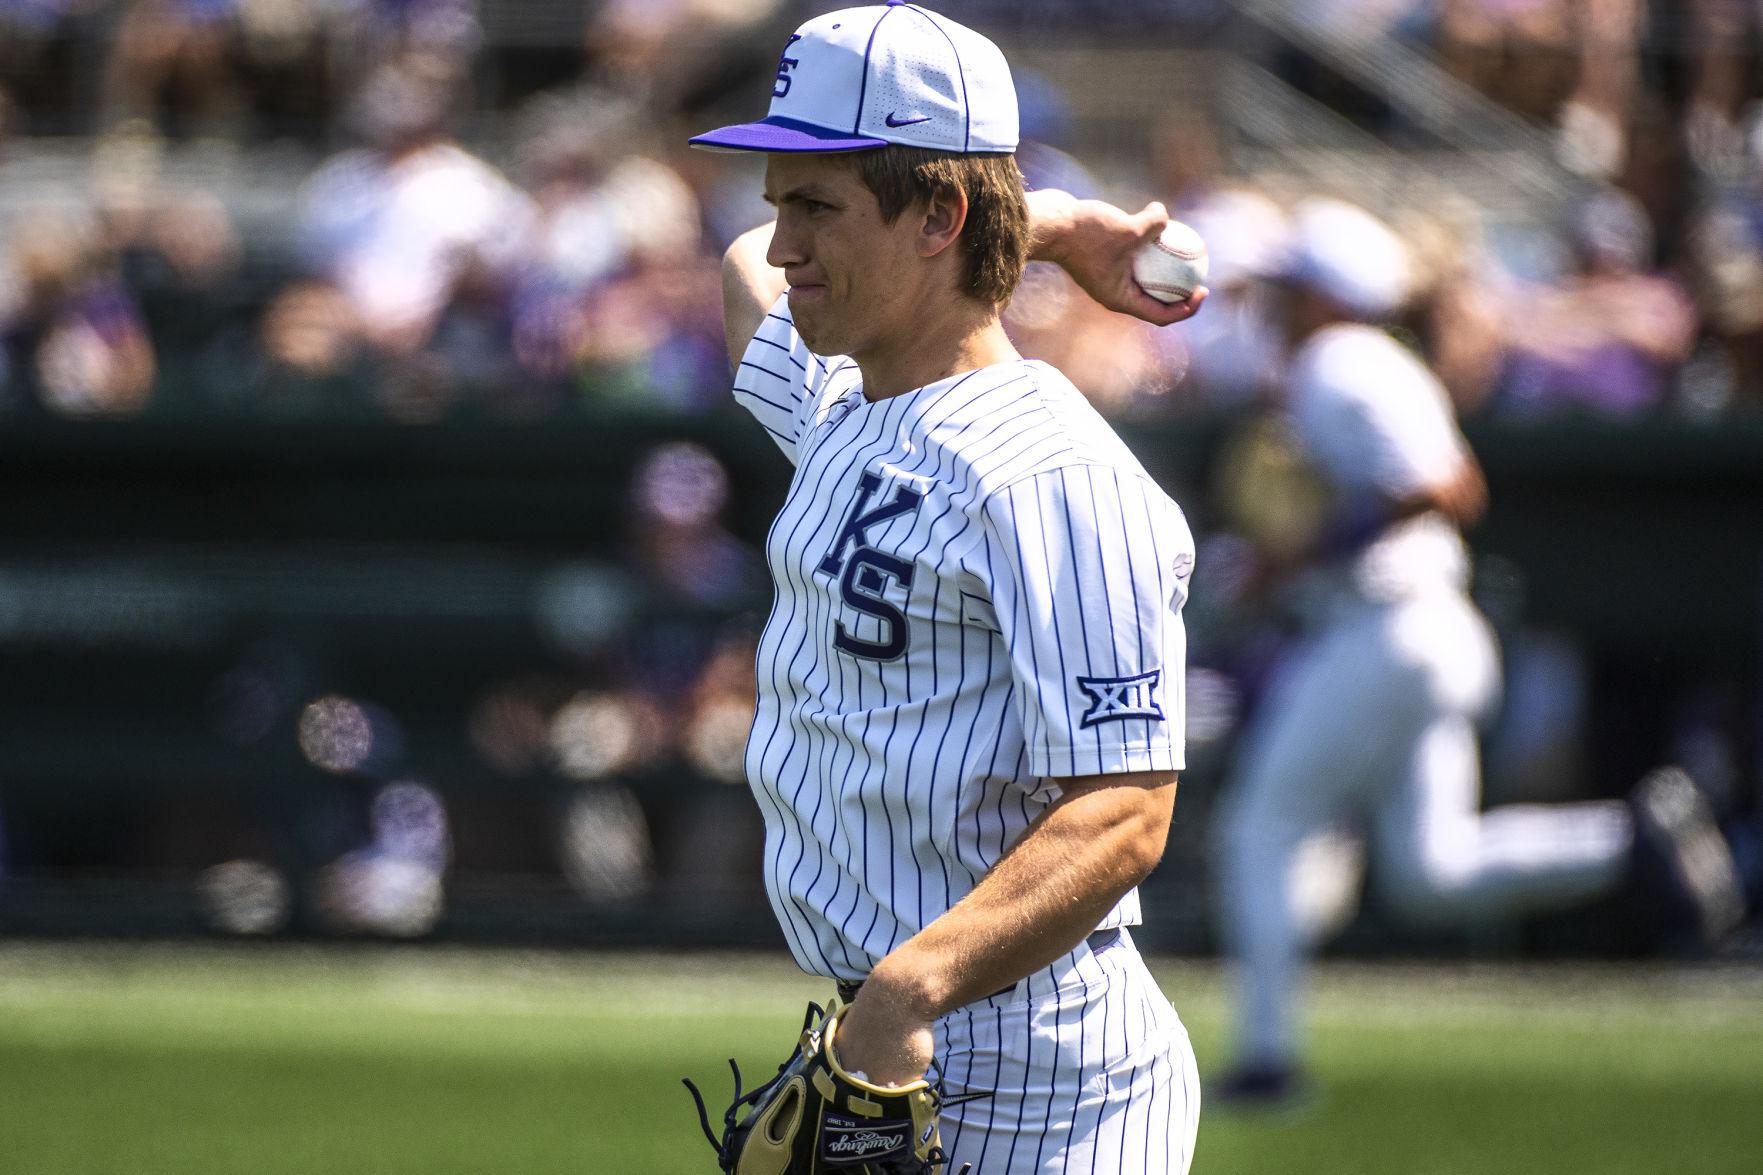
[766,218,808,270]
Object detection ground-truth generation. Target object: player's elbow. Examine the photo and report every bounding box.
[721,222,784,371]
[1114,776,1179,883]
[1120,814,1172,883]
[1057,769,1179,884]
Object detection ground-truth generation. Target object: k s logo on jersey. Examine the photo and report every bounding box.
[818,471,924,660]
[1076,670,1164,728]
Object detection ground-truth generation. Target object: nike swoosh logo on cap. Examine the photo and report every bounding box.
[884,113,931,127]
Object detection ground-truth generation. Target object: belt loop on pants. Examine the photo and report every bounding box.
[835,926,1123,1007]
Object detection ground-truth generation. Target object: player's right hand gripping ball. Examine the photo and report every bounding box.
[1132,220,1208,304]
[684,1000,982,1174]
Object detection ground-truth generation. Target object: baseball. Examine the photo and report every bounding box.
[1132,220,1208,304]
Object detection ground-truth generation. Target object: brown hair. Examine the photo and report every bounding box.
[836,146,1029,307]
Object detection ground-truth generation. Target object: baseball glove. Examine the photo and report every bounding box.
[683,999,983,1174]
[1211,409,1332,563]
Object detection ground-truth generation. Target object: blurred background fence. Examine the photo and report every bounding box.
[1,0,1760,956]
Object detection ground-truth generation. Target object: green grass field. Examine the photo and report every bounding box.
[1,944,1759,1174]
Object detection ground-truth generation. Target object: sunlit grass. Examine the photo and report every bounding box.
[0,945,1758,1174]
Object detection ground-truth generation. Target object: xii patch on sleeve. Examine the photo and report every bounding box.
[1076,670,1164,729]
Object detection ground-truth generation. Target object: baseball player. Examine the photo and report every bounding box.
[688,3,1206,1169]
[1209,198,1747,1105]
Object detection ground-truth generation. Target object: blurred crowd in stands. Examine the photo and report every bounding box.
[1,0,1762,423]
[0,1,1760,945]
[191,436,776,937]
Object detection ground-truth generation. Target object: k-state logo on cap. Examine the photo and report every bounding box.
[689,3,1020,155]
[1076,670,1164,728]
[773,33,802,98]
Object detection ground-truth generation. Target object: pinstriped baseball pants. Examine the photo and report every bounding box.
[930,931,1200,1174]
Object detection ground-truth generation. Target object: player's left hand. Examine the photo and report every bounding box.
[830,985,936,1088]
[683,999,974,1174]
[1032,192,1207,327]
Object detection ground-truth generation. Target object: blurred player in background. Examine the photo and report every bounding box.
[694,2,1207,1167]
[1209,197,1748,1107]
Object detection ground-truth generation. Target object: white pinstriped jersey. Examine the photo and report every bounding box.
[1289,323,1471,603]
[734,297,1195,982]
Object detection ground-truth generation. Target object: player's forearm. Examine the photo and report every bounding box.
[1312,462,1486,562]
[721,221,786,371]
[864,771,1178,1020]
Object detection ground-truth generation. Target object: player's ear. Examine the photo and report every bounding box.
[916,183,968,260]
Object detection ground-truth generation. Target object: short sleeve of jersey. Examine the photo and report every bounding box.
[1290,327,1466,499]
[733,296,856,465]
[978,465,1192,780]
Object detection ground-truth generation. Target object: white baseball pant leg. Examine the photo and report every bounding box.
[1216,592,1632,1068]
[934,932,1200,1174]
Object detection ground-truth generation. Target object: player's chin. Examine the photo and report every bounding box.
[787,289,836,349]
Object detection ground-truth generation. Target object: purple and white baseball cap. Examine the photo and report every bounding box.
[689,1,1018,155]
